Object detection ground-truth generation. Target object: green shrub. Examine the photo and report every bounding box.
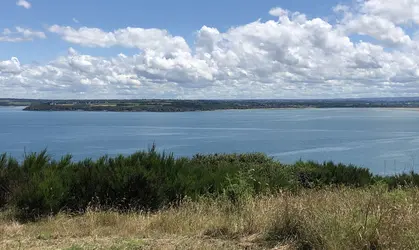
[382,171,419,189]
[223,169,255,205]
[0,153,21,208]
[0,147,412,221]
[291,160,373,188]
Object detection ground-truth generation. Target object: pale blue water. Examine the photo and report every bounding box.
[2,106,419,174]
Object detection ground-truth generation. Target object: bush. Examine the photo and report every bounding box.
[0,153,21,208]
[0,147,408,220]
[381,171,419,189]
[291,160,373,188]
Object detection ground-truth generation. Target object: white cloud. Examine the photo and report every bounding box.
[269,7,289,17]
[3,28,12,35]
[339,15,412,46]
[72,18,79,24]
[0,57,21,73]
[0,27,46,42]
[16,0,31,9]
[16,27,46,39]
[333,4,349,14]
[361,0,419,25]
[3,2,419,99]
[68,47,78,56]
[48,25,190,54]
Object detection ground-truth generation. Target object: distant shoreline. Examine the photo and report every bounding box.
[21,106,419,113]
[3,98,419,112]
[3,106,419,113]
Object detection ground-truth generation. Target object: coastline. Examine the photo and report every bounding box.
[3,98,419,112]
[20,106,419,112]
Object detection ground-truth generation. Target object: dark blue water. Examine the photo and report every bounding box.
[2,106,419,174]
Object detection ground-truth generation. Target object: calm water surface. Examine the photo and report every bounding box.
[2,107,419,174]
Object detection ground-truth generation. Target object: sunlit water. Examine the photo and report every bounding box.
[2,106,419,174]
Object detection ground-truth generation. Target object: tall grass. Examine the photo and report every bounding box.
[2,187,419,249]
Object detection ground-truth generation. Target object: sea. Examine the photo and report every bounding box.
[2,106,419,175]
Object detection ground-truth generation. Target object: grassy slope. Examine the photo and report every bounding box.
[2,186,419,250]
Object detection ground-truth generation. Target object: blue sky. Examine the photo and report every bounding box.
[1,0,344,63]
[1,0,419,99]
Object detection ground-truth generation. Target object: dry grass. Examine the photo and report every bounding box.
[2,186,419,250]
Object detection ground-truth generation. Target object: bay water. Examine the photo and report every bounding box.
[2,107,419,174]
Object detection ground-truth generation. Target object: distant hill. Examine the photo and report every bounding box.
[0,97,414,112]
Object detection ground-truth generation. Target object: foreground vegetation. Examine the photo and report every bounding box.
[3,148,419,248]
[2,187,419,249]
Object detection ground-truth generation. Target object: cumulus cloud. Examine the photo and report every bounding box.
[0,27,46,42]
[339,15,412,46]
[16,0,31,9]
[48,25,190,54]
[269,7,289,17]
[2,1,419,99]
[0,57,21,73]
[334,0,414,47]
[361,0,419,25]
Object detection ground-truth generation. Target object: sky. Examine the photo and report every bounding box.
[1,0,419,99]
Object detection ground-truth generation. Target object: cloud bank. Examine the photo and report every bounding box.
[2,0,419,99]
